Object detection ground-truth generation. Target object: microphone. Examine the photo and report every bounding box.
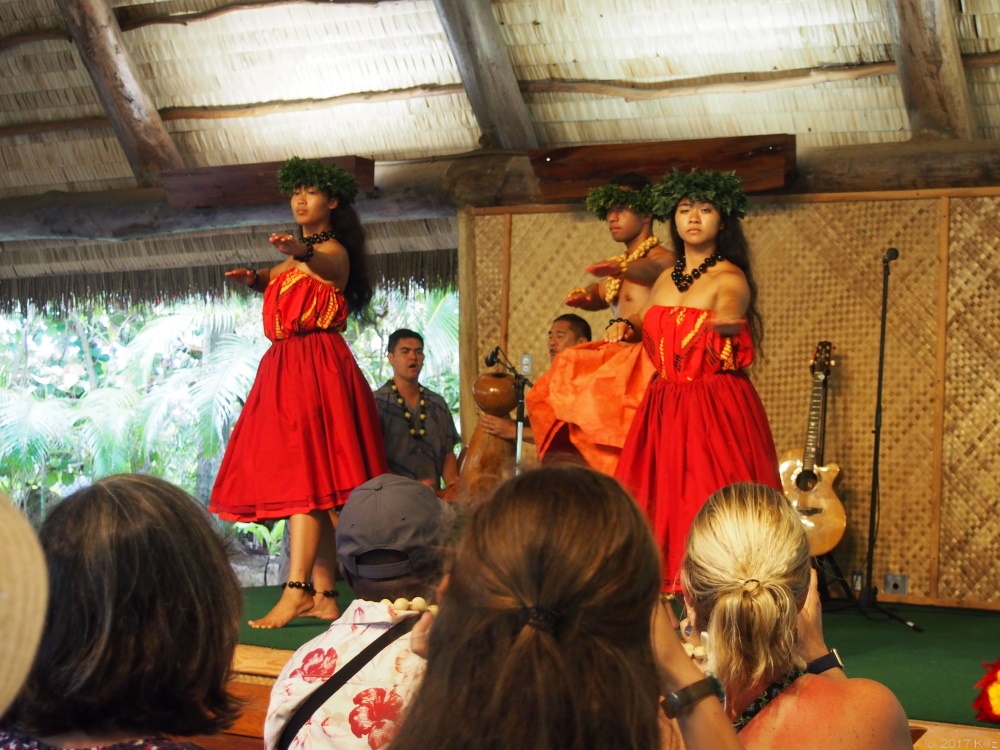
[484,346,501,367]
[883,247,899,263]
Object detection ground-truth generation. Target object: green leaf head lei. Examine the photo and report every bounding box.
[585,182,665,222]
[277,156,360,204]
[651,168,749,220]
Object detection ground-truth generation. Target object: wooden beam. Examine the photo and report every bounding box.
[529,135,796,201]
[161,157,375,209]
[53,0,184,186]
[0,161,455,242]
[792,139,1000,192]
[431,0,538,149]
[886,0,978,139]
[9,139,1000,243]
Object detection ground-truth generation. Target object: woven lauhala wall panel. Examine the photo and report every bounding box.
[748,200,941,598]
[940,198,1000,602]
[470,197,1000,603]
[472,215,506,367]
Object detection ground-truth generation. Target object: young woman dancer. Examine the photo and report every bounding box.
[211,157,386,628]
[610,168,781,592]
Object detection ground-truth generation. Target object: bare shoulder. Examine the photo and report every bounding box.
[314,237,348,258]
[742,675,911,750]
[646,244,676,264]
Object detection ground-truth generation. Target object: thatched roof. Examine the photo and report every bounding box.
[2,0,999,306]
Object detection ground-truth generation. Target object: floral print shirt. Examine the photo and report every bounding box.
[264,600,425,750]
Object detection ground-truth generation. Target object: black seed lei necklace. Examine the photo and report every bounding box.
[391,381,427,438]
[671,251,723,292]
[301,230,336,246]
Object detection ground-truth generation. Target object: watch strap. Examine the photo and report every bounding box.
[806,648,844,674]
[662,673,725,718]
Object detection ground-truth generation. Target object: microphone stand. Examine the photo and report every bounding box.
[857,248,922,632]
[486,348,533,475]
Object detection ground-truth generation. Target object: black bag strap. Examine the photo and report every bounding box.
[276,614,419,750]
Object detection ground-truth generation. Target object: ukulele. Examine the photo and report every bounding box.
[778,341,847,556]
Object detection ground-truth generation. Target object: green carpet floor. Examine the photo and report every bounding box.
[240,586,999,728]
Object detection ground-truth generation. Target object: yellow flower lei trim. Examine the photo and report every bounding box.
[604,235,660,305]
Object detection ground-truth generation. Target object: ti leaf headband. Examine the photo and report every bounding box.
[651,168,749,219]
[277,156,360,204]
[585,183,665,222]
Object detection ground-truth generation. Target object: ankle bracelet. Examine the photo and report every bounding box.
[282,580,317,596]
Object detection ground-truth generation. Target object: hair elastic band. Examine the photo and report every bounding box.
[523,605,560,634]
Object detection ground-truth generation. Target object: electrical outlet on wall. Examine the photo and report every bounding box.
[520,354,532,376]
[884,573,908,595]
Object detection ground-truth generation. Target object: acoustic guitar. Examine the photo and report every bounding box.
[778,341,847,556]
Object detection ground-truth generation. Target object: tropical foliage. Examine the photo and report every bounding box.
[0,286,460,521]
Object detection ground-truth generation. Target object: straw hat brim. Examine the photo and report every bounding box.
[0,494,48,716]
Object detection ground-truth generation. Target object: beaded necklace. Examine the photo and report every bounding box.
[390,381,427,438]
[731,669,805,732]
[301,230,336,246]
[672,250,722,292]
[604,235,660,304]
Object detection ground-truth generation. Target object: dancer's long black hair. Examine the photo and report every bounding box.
[310,192,373,320]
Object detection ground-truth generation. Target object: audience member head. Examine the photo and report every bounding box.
[680,482,810,702]
[386,329,426,385]
[0,494,47,718]
[337,474,453,603]
[6,474,242,739]
[548,314,591,360]
[391,466,663,750]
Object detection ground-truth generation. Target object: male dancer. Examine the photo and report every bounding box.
[525,172,674,475]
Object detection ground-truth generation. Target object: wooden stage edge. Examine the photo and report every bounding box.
[219,645,1000,750]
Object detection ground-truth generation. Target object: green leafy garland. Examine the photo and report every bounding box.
[651,168,749,219]
[585,183,665,221]
[277,156,360,204]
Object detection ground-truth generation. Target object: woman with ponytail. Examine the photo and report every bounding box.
[391,466,741,750]
[679,482,910,748]
[210,157,386,629]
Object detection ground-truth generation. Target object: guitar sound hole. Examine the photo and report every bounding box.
[795,470,818,492]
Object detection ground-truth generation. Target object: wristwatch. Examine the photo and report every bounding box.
[661,673,726,718]
[806,648,844,674]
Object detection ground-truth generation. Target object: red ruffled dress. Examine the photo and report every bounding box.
[614,305,781,591]
[210,268,387,520]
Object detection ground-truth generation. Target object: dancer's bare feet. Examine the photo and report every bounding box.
[304,591,340,621]
[249,584,314,629]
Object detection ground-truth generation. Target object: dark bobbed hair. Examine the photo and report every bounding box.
[391,467,662,750]
[553,313,592,342]
[7,474,242,738]
[669,211,763,352]
[323,197,374,319]
[387,328,424,354]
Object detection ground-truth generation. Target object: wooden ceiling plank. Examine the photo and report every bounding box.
[529,136,797,201]
[53,0,184,186]
[887,0,978,139]
[431,0,538,149]
[162,157,376,209]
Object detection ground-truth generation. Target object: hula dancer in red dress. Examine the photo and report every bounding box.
[210,157,387,628]
[609,168,781,592]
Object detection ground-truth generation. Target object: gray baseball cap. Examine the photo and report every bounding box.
[337,474,452,580]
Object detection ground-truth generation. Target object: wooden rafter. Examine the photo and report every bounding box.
[886,0,978,139]
[53,0,184,186]
[431,0,538,149]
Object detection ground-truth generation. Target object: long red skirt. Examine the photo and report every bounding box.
[615,371,781,591]
[210,331,386,521]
